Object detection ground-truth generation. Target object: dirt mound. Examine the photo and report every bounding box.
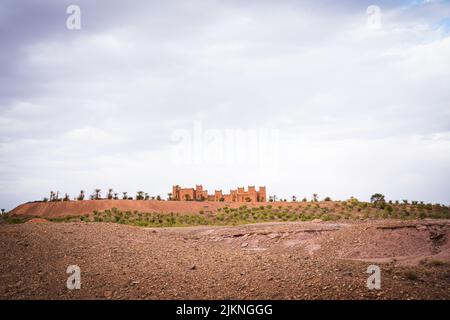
[318,221,450,266]
[1,219,449,299]
[11,200,282,218]
[10,200,240,218]
[9,200,318,218]
[24,218,49,224]
[173,220,450,266]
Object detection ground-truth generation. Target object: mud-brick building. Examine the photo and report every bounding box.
[172,185,209,201]
[172,185,266,202]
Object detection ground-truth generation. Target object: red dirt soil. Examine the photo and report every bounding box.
[1,219,449,299]
[24,218,49,224]
[10,200,301,218]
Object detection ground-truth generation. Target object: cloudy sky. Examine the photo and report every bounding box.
[1,0,450,210]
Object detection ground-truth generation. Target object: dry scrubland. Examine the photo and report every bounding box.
[5,199,450,227]
[1,200,449,300]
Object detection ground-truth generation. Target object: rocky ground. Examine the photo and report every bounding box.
[0,219,449,299]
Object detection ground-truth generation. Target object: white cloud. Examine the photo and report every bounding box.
[1,0,450,209]
[383,36,450,79]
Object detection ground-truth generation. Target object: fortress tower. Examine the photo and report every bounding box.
[172,185,267,203]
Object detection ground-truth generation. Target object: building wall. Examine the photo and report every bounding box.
[179,188,195,201]
[257,186,266,202]
[172,185,267,202]
[214,190,223,201]
[195,185,204,200]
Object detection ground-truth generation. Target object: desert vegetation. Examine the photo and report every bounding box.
[1,195,449,301]
[40,188,166,202]
[3,197,449,227]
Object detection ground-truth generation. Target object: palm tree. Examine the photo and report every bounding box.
[292,195,297,202]
[312,193,318,202]
[107,188,114,200]
[167,193,172,201]
[144,193,150,200]
[136,191,144,200]
[1,209,5,215]
[370,193,385,203]
[50,191,59,201]
[77,190,85,201]
[94,189,101,200]
[122,192,128,200]
[113,193,119,200]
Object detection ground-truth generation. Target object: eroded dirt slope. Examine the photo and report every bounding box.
[9,200,239,217]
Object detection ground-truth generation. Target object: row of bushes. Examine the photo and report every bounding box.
[2,200,449,226]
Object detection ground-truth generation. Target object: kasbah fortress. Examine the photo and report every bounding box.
[172,185,266,203]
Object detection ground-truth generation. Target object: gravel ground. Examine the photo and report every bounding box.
[0,220,449,300]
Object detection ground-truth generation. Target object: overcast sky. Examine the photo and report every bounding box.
[1,0,450,210]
